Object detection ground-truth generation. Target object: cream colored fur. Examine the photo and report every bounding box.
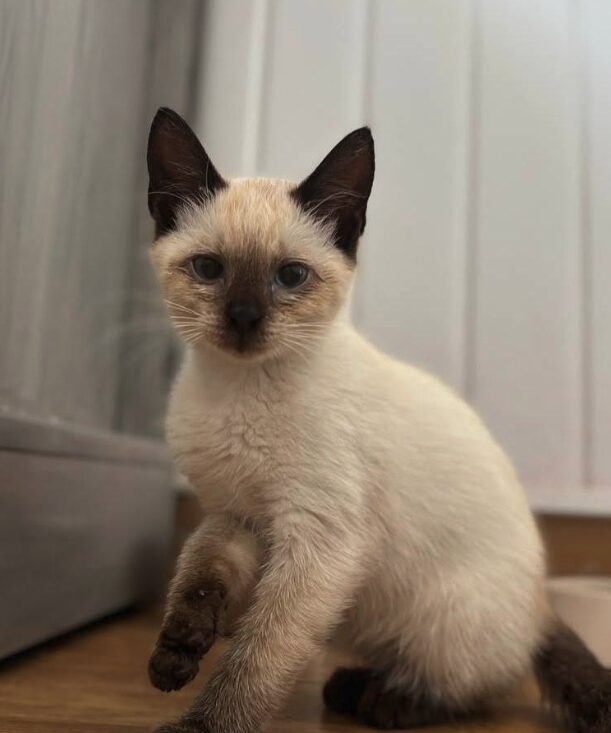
[151,178,546,733]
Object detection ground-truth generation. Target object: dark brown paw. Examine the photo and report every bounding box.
[573,692,611,733]
[324,667,458,730]
[148,588,225,692]
[148,642,201,692]
[323,667,378,716]
[359,677,460,730]
[357,676,417,729]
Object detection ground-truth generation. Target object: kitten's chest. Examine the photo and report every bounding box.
[167,377,293,513]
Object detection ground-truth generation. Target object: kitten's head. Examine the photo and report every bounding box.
[147,108,374,360]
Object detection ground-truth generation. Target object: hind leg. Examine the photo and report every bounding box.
[326,554,543,729]
[323,666,472,730]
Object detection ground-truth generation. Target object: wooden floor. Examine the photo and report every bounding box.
[0,610,562,733]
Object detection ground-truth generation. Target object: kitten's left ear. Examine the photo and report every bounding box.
[147,107,226,237]
[292,128,374,259]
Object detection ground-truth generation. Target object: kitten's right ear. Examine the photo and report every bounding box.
[147,107,226,237]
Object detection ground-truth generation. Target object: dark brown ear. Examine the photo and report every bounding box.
[147,107,226,237]
[292,127,374,259]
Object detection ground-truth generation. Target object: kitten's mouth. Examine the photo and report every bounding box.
[234,334,259,354]
[218,329,268,358]
[182,322,280,360]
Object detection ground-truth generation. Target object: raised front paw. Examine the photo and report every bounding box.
[148,588,225,692]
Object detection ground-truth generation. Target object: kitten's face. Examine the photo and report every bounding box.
[151,179,351,358]
[147,109,374,361]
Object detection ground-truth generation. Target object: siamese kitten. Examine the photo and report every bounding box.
[146,108,610,733]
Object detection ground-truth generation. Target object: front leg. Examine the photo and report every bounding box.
[155,508,364,733]
[149,513,262,692]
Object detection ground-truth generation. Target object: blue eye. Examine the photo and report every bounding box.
[190,256,223,281]
[276,262,309,288]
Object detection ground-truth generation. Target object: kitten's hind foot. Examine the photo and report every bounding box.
[323,667,379,716]
[324,666,466,730]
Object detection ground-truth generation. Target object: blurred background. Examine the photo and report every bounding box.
[1,0,610,675]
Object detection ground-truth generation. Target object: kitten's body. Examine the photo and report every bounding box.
[169,312,544,704]
[146,110,610,733]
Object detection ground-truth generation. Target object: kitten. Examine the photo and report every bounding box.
[146,107,611,733]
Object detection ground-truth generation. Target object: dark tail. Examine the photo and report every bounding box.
[534,619,611,733]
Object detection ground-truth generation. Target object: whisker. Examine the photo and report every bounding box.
[164,299,201,317]
[175,327,202,339]
[277,336,320,359]
[170,318,201,327]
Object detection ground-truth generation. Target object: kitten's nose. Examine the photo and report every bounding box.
[227,300,264,333]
